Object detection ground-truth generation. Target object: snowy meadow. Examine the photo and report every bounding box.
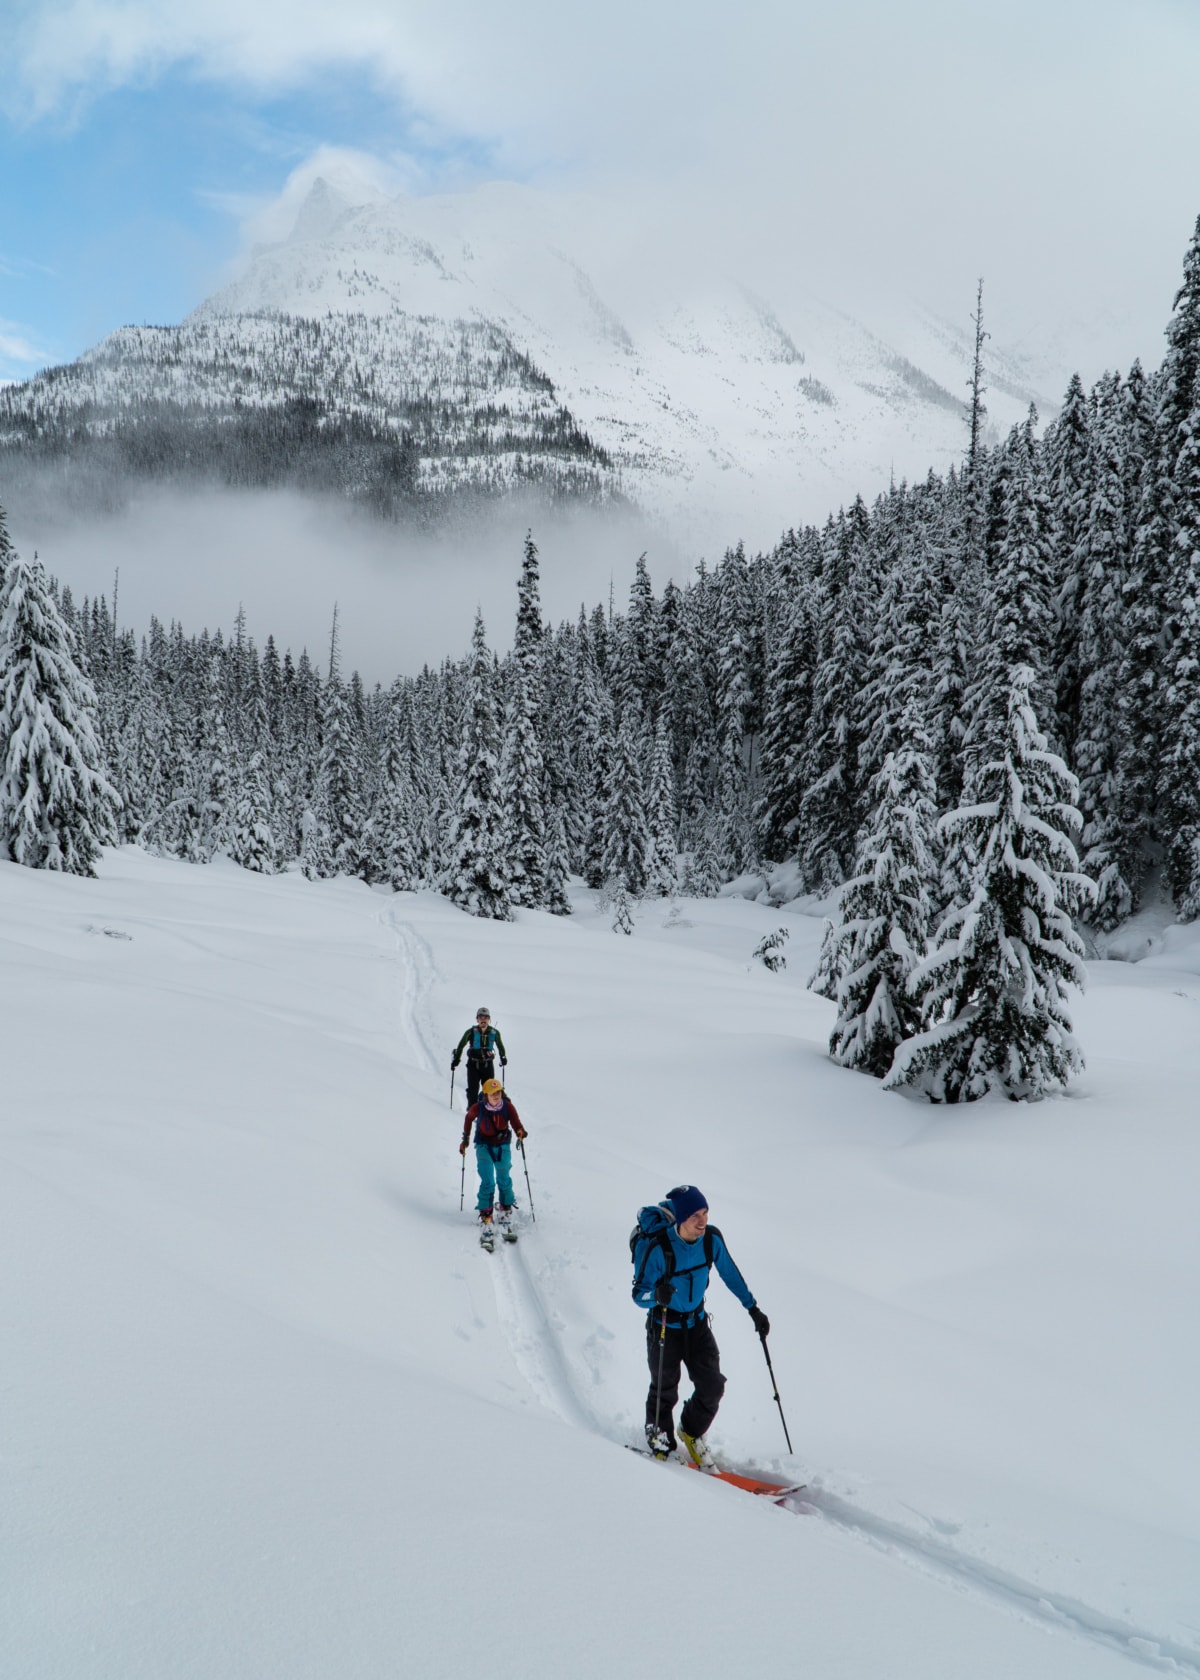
[3,852,1198,1679]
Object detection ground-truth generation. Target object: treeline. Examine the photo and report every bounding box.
[5,216,1200,1101]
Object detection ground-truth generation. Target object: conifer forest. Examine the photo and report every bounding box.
[5,217,1200,1102]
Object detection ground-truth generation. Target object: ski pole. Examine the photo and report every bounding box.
[517,1136,536,1222]
[459,1146,466,1213]
[653,1305,668,1439]
[450,1066,456,1111]
[758,1330,794,1454]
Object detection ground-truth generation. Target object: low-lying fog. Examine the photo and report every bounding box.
[10,488,691,681]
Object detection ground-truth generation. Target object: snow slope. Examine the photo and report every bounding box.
[4,851,1198,1679]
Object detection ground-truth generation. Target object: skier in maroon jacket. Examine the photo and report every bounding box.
[461,1077,527,1234]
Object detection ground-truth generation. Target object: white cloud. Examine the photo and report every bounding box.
[198,145,409,251]
[6,1,1200,378]
[0,317,52,370]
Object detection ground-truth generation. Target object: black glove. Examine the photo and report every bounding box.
[451,1055,460,1070]
[749,1306,770,1338]
[654,1279,673,1307]
[500,1058,507,1068]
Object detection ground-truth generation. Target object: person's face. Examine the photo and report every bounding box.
[477,1013,490,1027]
[678,1208,708,1242]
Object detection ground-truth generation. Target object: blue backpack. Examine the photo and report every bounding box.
[630,1202,714,1303]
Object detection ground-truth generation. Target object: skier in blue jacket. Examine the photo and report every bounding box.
[632,1185,770,1465]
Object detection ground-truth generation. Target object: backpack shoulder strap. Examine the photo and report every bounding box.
[703,1227,715,1267]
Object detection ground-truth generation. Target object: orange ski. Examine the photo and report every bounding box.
[686,1463,805,1500]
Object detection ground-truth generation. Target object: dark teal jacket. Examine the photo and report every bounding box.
[453,1024,507,1063]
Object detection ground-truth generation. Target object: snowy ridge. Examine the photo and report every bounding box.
[0,307,612,515]
[190,179,1056,544]
[0,179,1058,545]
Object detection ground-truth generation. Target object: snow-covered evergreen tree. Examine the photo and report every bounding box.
[1158,370,1200,920]
[228,750,278,873]
[814,702,939,1076]
[542,801,572,916]
[321,609,368,879]
[504,532,548,906]
[963,414,1057,776]
[601,707,650,897]
[757,562,814,863]
[444,611,512,919]
[886,667,1093,1102]
[1075,372,1135,927]
[644,709,678,897]
[795,507,870,889]
[0,523,118,874]
[196,651,234,860]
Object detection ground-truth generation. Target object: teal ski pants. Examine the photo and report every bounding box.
[475,1141,514,1213]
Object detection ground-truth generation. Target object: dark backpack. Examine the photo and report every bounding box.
[630,1203,714,1301]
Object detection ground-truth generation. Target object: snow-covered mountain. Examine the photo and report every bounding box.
[0,179,1058,549]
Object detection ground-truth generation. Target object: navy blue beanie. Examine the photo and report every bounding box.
[667,1185,708,1223]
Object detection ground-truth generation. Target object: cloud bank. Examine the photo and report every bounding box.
[7,2,1200,398]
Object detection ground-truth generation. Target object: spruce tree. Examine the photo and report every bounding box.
[1043,373,1092,757]
[445,611,512,919]
[795,508,870,890]
[887,667,1093,1102]
[601,707,650,897]
[645,709,678,897]
[757,566,814,864]
[543,801,572,916]
[0,524,118,874]
[322,610,368,879]
[228,750,278,873]
[1158,369,1200,919]
[195,652,235,861]
[814,700,939,1076]
[1075,372,1134,927]
[505,532,548,905]
[962,416,1057,783]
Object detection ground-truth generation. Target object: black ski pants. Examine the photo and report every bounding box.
[465,1052,495,1108]
[645,1313,726,1444]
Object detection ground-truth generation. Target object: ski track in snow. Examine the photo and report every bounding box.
[387,911,1197,1678]
[381,909,440,1077]
[789,1490,1200,1678]
[490,1238,600,1435]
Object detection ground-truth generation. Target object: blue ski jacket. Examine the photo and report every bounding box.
[633,1211,756,1325]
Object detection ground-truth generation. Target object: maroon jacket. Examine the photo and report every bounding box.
[462,1095,526,1150]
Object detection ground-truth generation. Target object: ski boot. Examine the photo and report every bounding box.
[498,1204,518,1243]
[479,1210,496,1252]
[644,1423,674,1462]
[679,1429,718,1471]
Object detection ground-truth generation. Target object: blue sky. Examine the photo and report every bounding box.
[4,0,1200,385]
[0,69,494,379]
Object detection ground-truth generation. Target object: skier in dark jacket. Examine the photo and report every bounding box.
[461,1077,527,1232]
[451,1007,507,1108]
[633,1185,770,1466]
